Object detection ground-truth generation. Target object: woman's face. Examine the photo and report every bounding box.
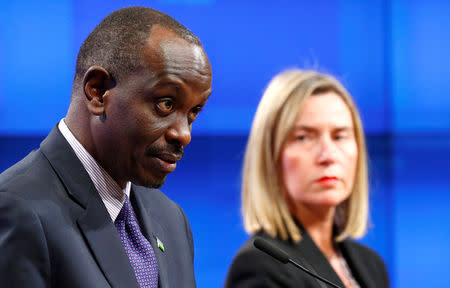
[281,91,358,210]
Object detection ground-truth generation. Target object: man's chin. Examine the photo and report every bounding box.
[149,181,164,189]
[144,176,166,189]
[132,171,168,189]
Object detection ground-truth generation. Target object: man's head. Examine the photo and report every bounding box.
[66,7,212,189]
[74,7,202,86]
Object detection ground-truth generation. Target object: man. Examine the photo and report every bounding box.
[0,6,212,288]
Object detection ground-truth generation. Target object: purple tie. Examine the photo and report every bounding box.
[114,196,159,288]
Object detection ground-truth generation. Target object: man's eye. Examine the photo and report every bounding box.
[156,99,174,114]
[188,106,203,123]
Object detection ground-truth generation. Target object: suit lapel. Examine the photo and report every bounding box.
[132,185,169,288]
[40,126,139,288]
[40,126,94,207]
[77,188,139,288]
[292,228,346,288]
[340,240,373,288]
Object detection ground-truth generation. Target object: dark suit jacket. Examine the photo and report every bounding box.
[0,126,196,288]
[225,227,389,288]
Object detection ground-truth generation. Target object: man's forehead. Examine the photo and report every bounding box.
[144,25,201,56]
[141,25,211,75]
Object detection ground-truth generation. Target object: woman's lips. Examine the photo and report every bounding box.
[316,176,339,186]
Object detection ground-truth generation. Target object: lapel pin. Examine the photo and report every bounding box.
[156,237,165,252]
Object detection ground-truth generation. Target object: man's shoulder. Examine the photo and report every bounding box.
[0,148,52,196]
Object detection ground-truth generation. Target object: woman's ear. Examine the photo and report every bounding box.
[82,66,114,116]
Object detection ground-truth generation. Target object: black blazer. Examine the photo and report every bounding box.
[0,126,196,288]
[225,227,389,288]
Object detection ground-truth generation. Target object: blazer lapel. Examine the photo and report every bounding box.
[132,185,169,288]
[40,126,139,288]
[340,240,374,288]
[77,188,139,288]
[293,228,346,288]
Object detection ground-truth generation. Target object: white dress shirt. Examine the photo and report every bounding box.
[58,119,130,221]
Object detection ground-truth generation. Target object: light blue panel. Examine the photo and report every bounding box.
[1,1,394,135]
[359,137,393,277]
[338,0,387,134]
[0,0,73,135]
[157,0,214,4]
[393,136,450,288]
[186,0,341,135]
[0,18,3,123]
[43,0,342,135]
[392,0,450,132]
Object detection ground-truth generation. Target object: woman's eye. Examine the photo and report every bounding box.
[334,133,347,140]
[156,99,174,114]
[296,135,307,141]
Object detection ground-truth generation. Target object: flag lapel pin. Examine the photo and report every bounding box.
[156,237,165,252]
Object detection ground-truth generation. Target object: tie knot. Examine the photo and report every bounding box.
[116,195,133,223]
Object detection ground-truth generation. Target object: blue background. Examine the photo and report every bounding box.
[1,0,449,287]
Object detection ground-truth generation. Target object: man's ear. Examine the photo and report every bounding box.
[82,66,114,116]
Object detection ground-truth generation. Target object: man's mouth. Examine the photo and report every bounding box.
[155,153,181,163]
[152,153,182,173]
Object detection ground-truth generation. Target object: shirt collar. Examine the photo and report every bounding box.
[58,119,130,221]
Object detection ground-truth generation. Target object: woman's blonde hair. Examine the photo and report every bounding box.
[242,69,369,242]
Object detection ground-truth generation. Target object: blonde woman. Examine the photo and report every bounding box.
[225,70,389,288]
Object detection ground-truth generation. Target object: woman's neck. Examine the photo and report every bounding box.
[295,204,337,258]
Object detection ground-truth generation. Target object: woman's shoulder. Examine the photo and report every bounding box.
[341,239,390,287]
[228,232,284,270]
[224,233,302,288]
[341,239,386,265]
[233,232,283,255]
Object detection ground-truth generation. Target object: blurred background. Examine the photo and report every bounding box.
[0,0,449,287]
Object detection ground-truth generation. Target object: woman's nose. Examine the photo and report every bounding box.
[316,136,336,165]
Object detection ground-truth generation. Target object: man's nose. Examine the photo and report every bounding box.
[166,115,191,147]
